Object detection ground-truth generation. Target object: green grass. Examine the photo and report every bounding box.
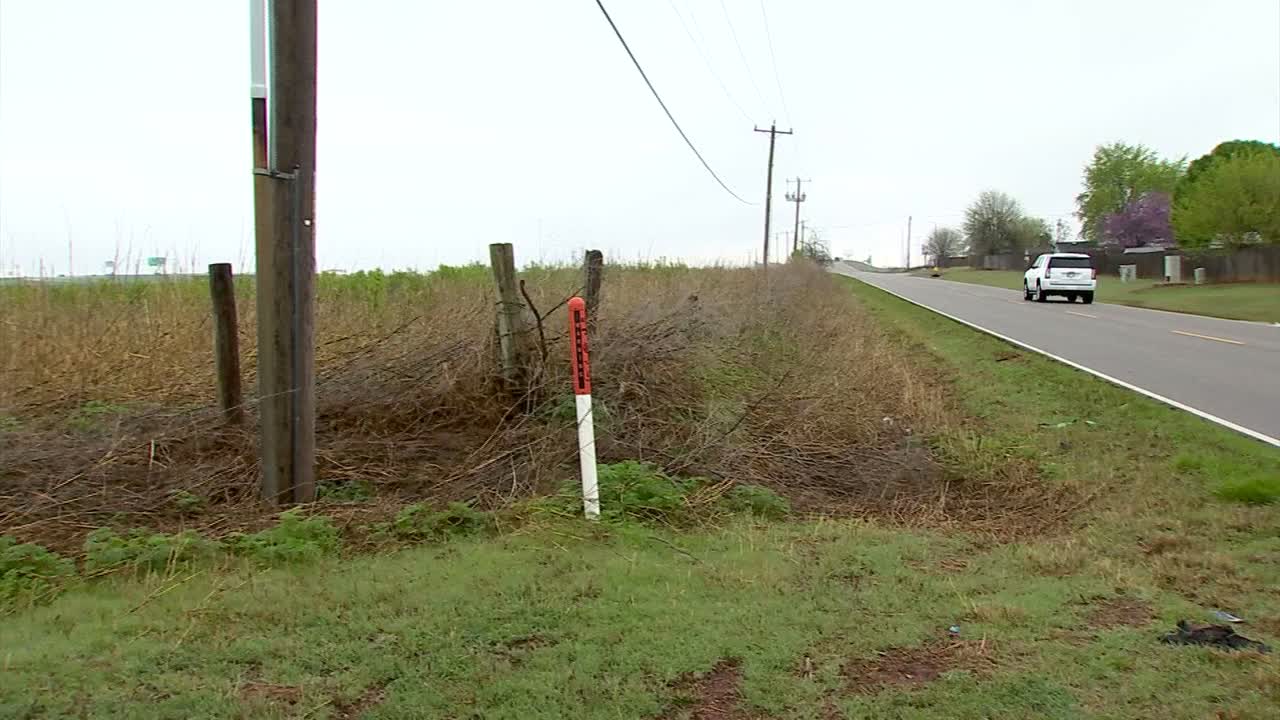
[5,520,1277,720]
[928,267,1280,322]
[4,279,1279,718]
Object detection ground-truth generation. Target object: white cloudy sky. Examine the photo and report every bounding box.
[1,0,1278,275]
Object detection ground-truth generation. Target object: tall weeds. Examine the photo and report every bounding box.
[0,262,1051,552]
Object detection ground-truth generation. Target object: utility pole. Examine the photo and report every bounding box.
[251,0,319,504]
[905,215,913,269]
[785,178,808,256]
[754,123,793,269]
[799,220,807,255]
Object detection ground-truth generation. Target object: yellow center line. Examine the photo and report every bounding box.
[1170,329,1246,346]
[1065,311,1097,319]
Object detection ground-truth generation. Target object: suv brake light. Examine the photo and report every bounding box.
[1092,268,1098,279]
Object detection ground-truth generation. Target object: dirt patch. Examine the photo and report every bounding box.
[493,634,555,666]
[239,681,303,706]
[1086,597,1155,630]
[660,659,754,720]
[843,640,996,694]
[331,682,388,719]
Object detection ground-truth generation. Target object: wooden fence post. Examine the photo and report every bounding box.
[584,249,604,320]
[490,243,533,391]
[208,263,244,425]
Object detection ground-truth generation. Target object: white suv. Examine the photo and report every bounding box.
[1023,253,1096,304]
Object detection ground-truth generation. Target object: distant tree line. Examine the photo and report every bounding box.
[1075,139,1280,250]
[927,138,1280,265]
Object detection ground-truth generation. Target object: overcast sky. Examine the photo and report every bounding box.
[2,0,1278,275]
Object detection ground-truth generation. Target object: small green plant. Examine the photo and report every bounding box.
[169,490,206,515]
[230,510,340,563]
[541,462,791,525]
[83,528,222,574]
[720,484,790,519]
[1213,474,1280,505]
[381,502,494,541]
[0,415,21,432]
[597,461,696,523]
[69,400,127,431]
[1173,453,1205,473]
[317,480,374,503]
[1,537,75,602]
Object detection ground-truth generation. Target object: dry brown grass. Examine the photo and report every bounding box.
[0,262,1061,553]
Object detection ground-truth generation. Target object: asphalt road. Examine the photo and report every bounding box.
[834,264,1280,446]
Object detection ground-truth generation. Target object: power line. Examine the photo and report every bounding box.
[592,0,754,205]
[758,0,791,127]
[666,0,753,125]
[717,0,770,118]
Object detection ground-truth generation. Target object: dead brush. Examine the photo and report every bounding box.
[1,262,1068,554]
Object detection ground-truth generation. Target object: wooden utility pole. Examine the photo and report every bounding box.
[583,249,604,320]
[753,123,792,269]
[208,263,244,425]
[786,178,808,255]
[490,243,534,392]
[252,0,318,504]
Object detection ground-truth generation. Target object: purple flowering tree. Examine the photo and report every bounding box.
[1102,192,1173,248]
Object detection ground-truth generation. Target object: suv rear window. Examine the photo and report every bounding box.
[1048,257,1092,269]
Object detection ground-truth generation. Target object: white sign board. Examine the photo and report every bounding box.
[249,0,268,99]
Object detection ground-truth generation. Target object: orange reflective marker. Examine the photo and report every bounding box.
[568,298,599,519]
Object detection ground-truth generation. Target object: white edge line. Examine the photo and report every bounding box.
[841,272,1280,449]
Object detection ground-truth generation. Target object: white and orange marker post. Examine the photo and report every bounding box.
[568,297,600,519]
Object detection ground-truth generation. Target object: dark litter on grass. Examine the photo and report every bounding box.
[1161,621,1271,653]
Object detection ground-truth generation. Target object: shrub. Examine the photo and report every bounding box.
[1,537,75,601]
[230,510,340,563]
[595,461,697,523]
[83,528,221,574]
[720,484,790,519]
[381,502,494,541]
[543,462,789,524]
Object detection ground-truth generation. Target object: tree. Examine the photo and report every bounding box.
[964,191,1027,255]
[794,228,832,265]
[1053,219,1074,247]
[1013,216,1051,249]
[1076,142,1185,243]
[1101,192,1172,248]
[1172,151,1280,247]
[923,227,966,264]
[1181,140,1280,192]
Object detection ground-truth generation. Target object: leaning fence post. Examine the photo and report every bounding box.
[208,263,244,425]
[489,243,533,391]
[584,249,604,320]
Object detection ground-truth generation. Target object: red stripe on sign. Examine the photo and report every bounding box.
[568,297,591,395]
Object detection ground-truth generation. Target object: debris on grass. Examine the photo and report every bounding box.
[1161,621,1271,653]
